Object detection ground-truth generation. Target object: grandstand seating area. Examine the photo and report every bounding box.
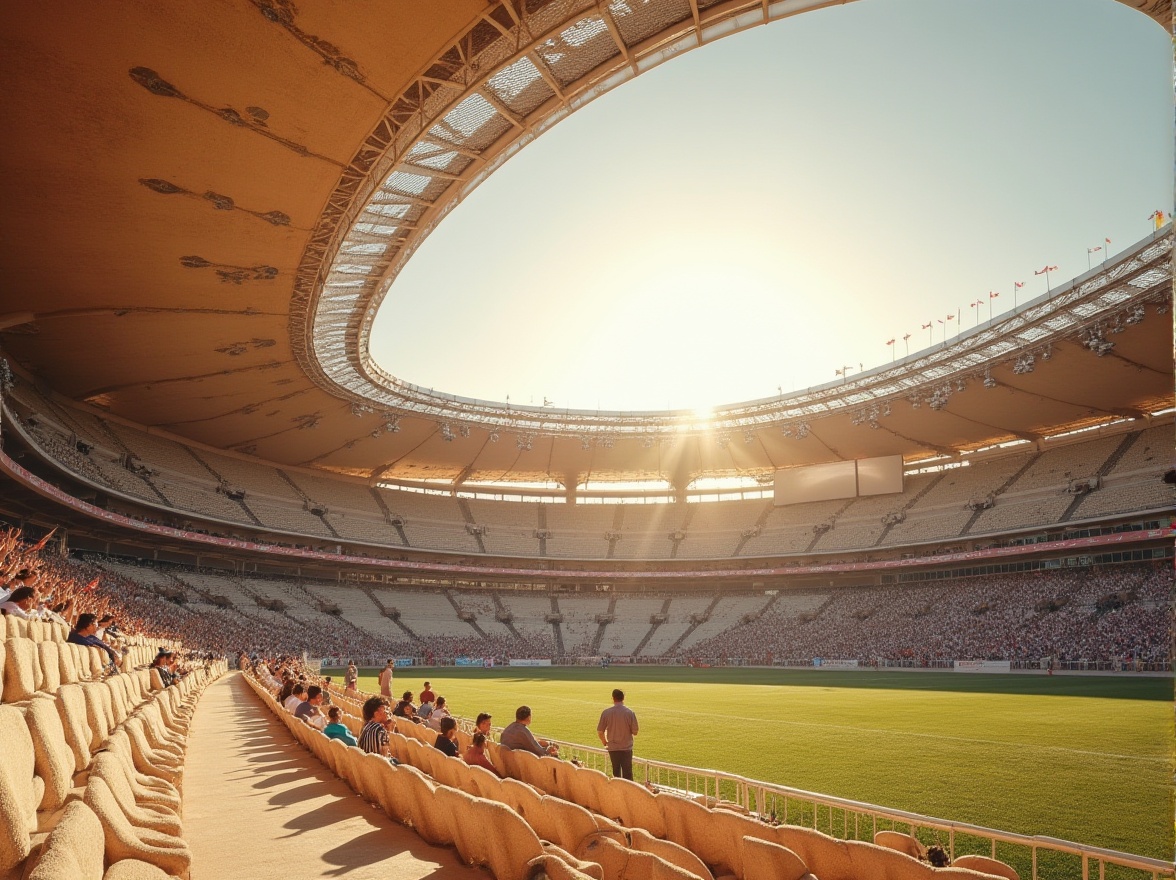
[6,383,1171,563]
[0,605,226,879]
[74,551,1170,666]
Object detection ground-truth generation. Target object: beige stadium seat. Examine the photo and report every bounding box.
[90,753,182,836]
[104,731,180,801]
[0,639,6,701]
[952,854,1020,880]
[575,834,699,880]
[26,800,105,880]
[37,641,62,694]
[874,830,926,859]
[0,704,41,875]
[4,637,41,702]
[91,752,180,814]
[80,682,116,748]
[437,785,545,880]
[25,693,77,813]
[26,620,48,643]
[56,683,96,773]
[7,617,29,640]
[59,641,81,685]
[83,777,191,880]
[741,835,813,880]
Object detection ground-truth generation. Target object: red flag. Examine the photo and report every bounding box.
[903,333,911,340]
[989,291,999,298]
[1105,238,1110,244]
[1014,281,1024,289]
[921,322,932,329]
[1087,247,1101,254]
[945,314,954,321]
[886,339,895,345]
[29,527,57,553]
[82,577,100,593]
[1034,265,1057,275]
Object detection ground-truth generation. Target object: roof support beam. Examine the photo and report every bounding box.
[597,4,639,75]
[479,88,528,128]
[528,52,568,103]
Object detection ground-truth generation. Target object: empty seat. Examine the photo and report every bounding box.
[24,693,77,813]
[0,704,40,875]
[3,637,41,702]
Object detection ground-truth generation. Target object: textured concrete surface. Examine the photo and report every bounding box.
[183,674,483,880]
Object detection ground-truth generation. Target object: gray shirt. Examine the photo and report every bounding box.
[597,703,638,751]
[500,721,547,756]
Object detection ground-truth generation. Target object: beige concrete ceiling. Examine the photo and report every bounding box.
[0,0,1171,488]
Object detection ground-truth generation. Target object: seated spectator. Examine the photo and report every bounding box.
[1,586,40,619]
[151,650,176,687]
[474,712,493,737]
[433,716,459,757]
[277,676,296,704]
[425,696,451,731]
[67,612,120,667]
[417,699,435,720]
[323,707,357,746]
[294,685,327,730]
[358,696,392,756]
[500,705,558,757]
[0,567,36,604]
[320,676,333,705]
[283,684,306,714]
[463,733,501,778]
[420,681,436,704]
[392,690,418,721]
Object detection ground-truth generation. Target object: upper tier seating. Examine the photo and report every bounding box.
[7,382,1171,562]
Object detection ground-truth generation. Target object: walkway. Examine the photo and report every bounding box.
[183,673,483,880]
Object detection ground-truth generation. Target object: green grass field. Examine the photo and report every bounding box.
[324,666,1173,862]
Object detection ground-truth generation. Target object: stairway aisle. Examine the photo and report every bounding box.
[183,673,483,879]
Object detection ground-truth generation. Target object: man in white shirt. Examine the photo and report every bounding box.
[0,568,36,605]
[0,587,40,619]
[283,684,306,713]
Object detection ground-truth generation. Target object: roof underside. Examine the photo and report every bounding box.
[0,0,1171,487]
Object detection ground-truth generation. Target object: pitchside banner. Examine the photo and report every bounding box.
[454,657,481,667]
[813,658,859,669]
[508,659,552,667]
[393,658,414,667]
[954,660,1012,673]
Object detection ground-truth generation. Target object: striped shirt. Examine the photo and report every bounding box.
[358,721,388,755]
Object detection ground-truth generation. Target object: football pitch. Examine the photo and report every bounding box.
[326,666,1173,861]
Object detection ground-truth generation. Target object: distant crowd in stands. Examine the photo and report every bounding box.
[3,526,1169,668]
[688,563,1172,666]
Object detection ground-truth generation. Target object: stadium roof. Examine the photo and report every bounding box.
[0,0,1171,489]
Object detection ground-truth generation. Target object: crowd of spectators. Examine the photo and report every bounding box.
[4,527,1169,668]
[688,563,1171,665]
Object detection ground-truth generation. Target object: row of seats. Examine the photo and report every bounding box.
[0,627,226,880]
[3,617,175,705]
[267,676,1017,880]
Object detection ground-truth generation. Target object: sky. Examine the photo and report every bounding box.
[368,0,1171,413]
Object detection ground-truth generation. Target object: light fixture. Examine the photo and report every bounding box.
[458,425,471,438]
[383,418,400,433]
[743,430,755,444]
[795,423,810,440]
[488,432,499,442]
[982,369,997,389]
[439,422,455,442]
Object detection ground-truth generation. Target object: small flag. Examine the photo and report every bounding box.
[29,527,57,552]
[1034,265,1057,275]
[886,339,895,346]
[945,314,955,321]
[1087,247,1101,254]
[1015,281,1024,289]
[82,577,100,593]
[903,333,911,340]
[921,322,932,329]
[835,368,843,376]
[1105,237,1111,244]
[989,291,999,298]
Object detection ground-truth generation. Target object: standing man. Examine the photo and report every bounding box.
[378,659,395,697]
[344,661,358,692]
[597,688,638,780]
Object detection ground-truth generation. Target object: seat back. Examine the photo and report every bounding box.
[25,693,76,812]
[25,800,105,880]
[3,637,40,702]
[0,704,39,874]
